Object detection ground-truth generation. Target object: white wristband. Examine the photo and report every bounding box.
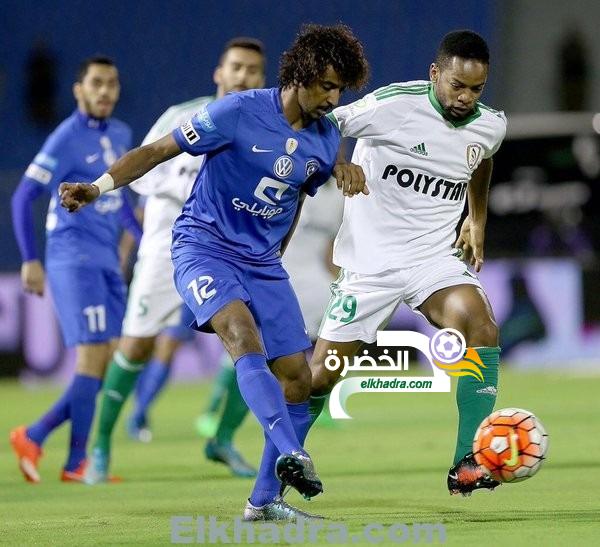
[92,173,115,195]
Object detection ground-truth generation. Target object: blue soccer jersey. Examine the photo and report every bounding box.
[23,110,132,267]
[172,88,341,264]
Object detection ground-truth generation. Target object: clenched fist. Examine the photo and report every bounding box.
[59,182,100,212]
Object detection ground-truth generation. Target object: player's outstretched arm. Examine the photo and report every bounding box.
[461,158,493,272]
[59,134,182,212]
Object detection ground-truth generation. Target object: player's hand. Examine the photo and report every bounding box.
[21,260,45,296]
[333,162,369,197]
[58,182,100,212]
[454,216,486,272]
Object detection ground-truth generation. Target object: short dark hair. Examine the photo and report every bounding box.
[278,24,369,90]
[77,55,116,82]
[219,37,266,66]
[436,30,489,67]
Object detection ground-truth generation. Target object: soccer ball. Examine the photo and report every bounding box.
[433,331,464,361]
[473,408,548,482]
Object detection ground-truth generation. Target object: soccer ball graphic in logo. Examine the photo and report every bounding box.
[430,328,466,363]
[473,408,548,482]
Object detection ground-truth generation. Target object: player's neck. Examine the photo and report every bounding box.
[279,87,307,131]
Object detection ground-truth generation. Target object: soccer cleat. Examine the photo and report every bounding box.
[205,439,257,478]
[84,447,111,485]
[243,496,324,521]
[448,452,500,496]
[61,459,88,482]
[195,412,219,438]
[63,458,122,484]
[275,451,323,500]
[126,416,153,443]
[10,426,43,483]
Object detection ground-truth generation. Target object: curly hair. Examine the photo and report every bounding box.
[279,24,369,90]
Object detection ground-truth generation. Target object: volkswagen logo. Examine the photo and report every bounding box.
[273,155,294,179]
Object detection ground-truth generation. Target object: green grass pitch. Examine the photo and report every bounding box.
[1,370,599,545]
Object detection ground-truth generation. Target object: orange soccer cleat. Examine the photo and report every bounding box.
[10,426,43,483]
[61,459,123,484]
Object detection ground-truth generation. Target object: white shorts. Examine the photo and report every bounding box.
[121,254,183,338]
[319,253,482,343]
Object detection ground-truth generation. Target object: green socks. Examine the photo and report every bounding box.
[206,360,236,414]
[94,351,145,453]
[308,394,328,427]
[214,362,249,444]
[453,346,500,464]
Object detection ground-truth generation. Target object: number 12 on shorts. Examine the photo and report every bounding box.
[326,292,357,323]
[187,275,216,306]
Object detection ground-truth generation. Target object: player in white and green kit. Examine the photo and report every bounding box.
[86,38,266,483]
[308,30,507,495]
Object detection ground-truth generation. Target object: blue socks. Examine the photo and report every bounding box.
[250,401,310,507]
[27,374,101,471]
[65,375,102,471]
[132,359,170,427]
[235,353,301,455]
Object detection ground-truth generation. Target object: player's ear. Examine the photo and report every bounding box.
[73,82,81,102]
[213,66,222,87]
[429,63,439,83]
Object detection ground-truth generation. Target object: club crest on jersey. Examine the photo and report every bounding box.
[285,138,298,155]
[273,155,294,179]
[305,159,319,178]
[466,143,483,170]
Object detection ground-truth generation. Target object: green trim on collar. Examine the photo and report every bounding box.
[427,84,481,128]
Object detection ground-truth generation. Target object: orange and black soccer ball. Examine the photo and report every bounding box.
[473,408,548,482]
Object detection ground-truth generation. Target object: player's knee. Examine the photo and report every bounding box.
[310,362,337,396]
[118,336,155,363]
[467,319,499,347]
[280,363,311,402]
[220,320,263,359]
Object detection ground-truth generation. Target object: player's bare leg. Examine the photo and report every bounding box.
[309,339,363,424]
[418,284,501,495]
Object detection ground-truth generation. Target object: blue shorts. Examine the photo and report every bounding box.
[47,263,126,347]
[172,247,310,361]
[161,304,196,343]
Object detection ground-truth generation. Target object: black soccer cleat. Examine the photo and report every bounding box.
[276,451,323,500]
[447,452,500,496]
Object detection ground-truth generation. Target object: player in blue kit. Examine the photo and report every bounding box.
[59,25,369,520]
[10,57,141,483]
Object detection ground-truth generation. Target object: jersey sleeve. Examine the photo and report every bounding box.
[484,112,507,159]
[172,94,240,156]
[326,92,384,139]
[22,130,73,191]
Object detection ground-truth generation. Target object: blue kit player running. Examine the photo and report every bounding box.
[59,25,369,520]
[10,56,141,483]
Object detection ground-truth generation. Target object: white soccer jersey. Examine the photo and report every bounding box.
[131,96,213,257]
[328,80,506,274]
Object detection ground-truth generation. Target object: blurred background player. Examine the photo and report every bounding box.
[307,30,507,496]
[86,38,266,483]
[59,23,369,520]
[9,56,141,483]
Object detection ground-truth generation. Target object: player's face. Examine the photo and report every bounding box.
[297,66,345,121]
[74,64,120,119]
[214,47,265,97]
[430,57,488,120]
